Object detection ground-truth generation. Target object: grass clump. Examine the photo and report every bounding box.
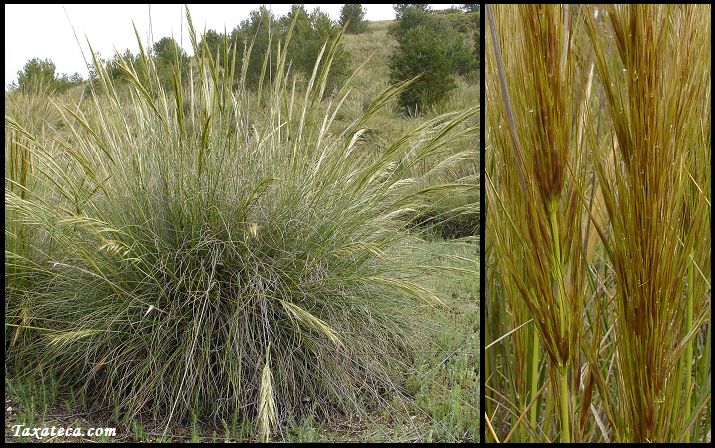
[5,6,478,441]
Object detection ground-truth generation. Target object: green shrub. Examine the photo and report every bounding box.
[433,12,477,33]
[438,26,477,76]
[388,6,478,99]
[389,26,458,114]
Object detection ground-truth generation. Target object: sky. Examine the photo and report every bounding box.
[5,4,432,89]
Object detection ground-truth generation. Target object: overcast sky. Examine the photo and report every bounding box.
[5,4,435,89]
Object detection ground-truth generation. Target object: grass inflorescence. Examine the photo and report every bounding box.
[486,4,710,443]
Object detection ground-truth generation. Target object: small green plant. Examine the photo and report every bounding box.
[285,412,324,442]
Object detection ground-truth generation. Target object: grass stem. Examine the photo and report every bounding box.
[548,203,566,340]
[684,252,694,441]
[559,367,570,443]
[529,328,540,442]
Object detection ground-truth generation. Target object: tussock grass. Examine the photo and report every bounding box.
[5,7,478,441]
[486,4,710,443]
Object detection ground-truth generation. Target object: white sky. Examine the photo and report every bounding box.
[5,4,438,89]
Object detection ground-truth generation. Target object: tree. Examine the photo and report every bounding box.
[69,73,84,84]
[16,58,57,93]
[388,4,434,40]
[340,4,368,34]
[87,51,108,84]
[473,20,480,70]
[152,37,191,92]
[275,5,352,97]
[104,49,139,87]
[434,6,463,15]
[198,29,228,65]
[234,5,279,90]
[389,26,457,114]
[461,4,480,13]
[15,58,84,95]
[393,4,432,19]
[52,72,84,94]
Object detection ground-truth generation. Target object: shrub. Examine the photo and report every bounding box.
[388,6,478,96]
[438,25,477,76]
[433,12,477,33]
[389,26,457,114]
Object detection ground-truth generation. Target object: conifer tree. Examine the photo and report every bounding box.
[388,26,457,114]
[340,4,368,34]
